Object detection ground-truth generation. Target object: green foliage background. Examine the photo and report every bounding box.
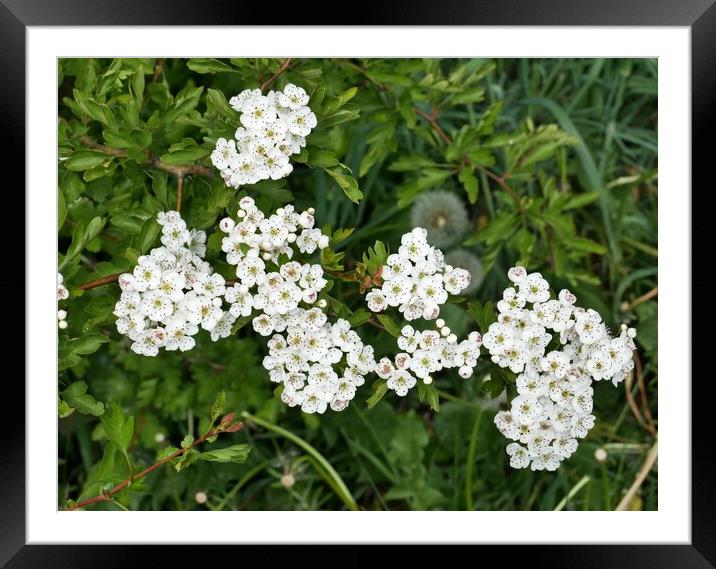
[58,58,658,511]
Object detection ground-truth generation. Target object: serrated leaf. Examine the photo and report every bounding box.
[65,149,113,172]
[376,314,401,338]
[101,402,134,456]
[199,444,252,464]
[367,379,389,408]
[324,167,363,203]
[62,381,105,416]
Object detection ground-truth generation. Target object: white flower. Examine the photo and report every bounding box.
[211,138,237,170]
[519,272,550,303]
[278,83,310,109]
[506,443,530,468]
[286,107,317,137]
[387,370,417,396]
[366,289,388,312]
[57,273,69,301]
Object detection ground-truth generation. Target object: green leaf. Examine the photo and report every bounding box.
[65,149,113,172]
[181,434,194,449]
[175,448,200,472]
[135,216,161,253]
[367,379,389,408]
[206,88,237,120]
[58,190,67,229]
[417,382,440,412]
[210,391,226,424]
[563,191,600,210]
[62,381,105,416]
[376,314,401,338]
[199,444,252,464]
[66,334,109,357]
[324,167,363,203]
[101,402,134,456]
[459,166,479,204]
[187,58,236,74]
[348,308,372,327]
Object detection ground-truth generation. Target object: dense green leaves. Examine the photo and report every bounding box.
[57,57,657,513]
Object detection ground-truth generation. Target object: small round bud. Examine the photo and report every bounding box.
[194,491,208,504]
[435,318,445,328]
[219,217,235,233]
[594,448,608,462]
[308,207,315,215]
[458,366,473,379]
[58,320,68,329]
[447,334,457,344]
[154,432,165,443]
[423,376,433,385]
[287,233,297,243]
[262,252,272,261]
[440,326,451,337]
[57,309,67,320]
[237,209,247,218]
[280,473,295,488]
[317,299,327,309]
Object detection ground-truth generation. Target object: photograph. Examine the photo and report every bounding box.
[56,56,658,513]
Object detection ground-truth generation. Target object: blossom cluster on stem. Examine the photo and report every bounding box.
[489,266,637,471]
[113,212,234,356]
[211,84,317,188]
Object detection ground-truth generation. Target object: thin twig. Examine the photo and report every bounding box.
[260,58,293,92]
[76,273,121,290]
[634,352,656,435]
[412,107,524,210]
[151,58,165,83]
[175,174,185,213]
[80,136,213,178]
[624,365,648,432]
[65,419,243,511]
[623,287,658,312]
[615,440,658,511]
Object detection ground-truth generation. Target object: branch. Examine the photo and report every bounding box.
[80,136,213,178]
[413,107,524,210]
[622,287,658,312]
[615,439,658,511]
[65,417,244,511]
[175,174,185,212]
[260,58,293,92]
[76,273,121,290]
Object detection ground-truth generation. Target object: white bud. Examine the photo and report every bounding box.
[57,309,67,320]
[594,448,608,462]
[287,233,297,243]
[423,376,433,385]
[194,491,208,504]
[58,320,68,329]
[219,217,235,233]
[435,318,445,328]
[280,473,295,488]
[317,299,327,308]
[440,326,451,337]
[237,209,246,218]
[154,432,165,443]
[458,366,473,379]
[447,334,457,344]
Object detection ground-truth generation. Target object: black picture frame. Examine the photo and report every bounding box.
[4,1,709,566]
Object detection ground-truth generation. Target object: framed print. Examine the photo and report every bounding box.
[4,0,711,566]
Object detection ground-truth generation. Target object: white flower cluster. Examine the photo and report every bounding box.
[265,314,375,414]
[114,211,234,356]
[489,266,637,471]
[376,320,482,397]
[365,227,471,321]
[211,84,317,188]
[57,272,69,329]
[220,197,370,414]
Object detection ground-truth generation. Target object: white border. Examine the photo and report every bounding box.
[28,27,688,543]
